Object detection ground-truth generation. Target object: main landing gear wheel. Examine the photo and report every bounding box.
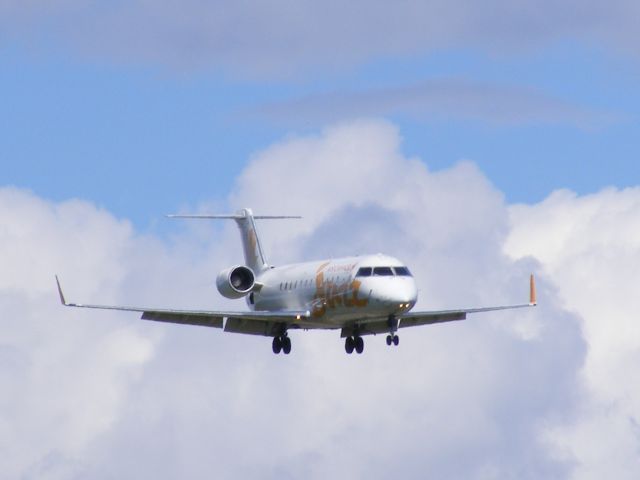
[272,335,291,355]
[345,336,364,354]
[345,336,355,354]
[386,334,399,346]
[272,336,282,354]
[282,336,292,355]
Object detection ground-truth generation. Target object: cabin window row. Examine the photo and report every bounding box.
[280,279,313,290]
[355,266,412,277]
[279,275,352,291]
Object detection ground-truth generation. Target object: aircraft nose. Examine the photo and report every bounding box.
[379,280,418,310]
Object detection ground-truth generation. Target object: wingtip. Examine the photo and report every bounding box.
[55,275,67,306]
[529,274,537,306]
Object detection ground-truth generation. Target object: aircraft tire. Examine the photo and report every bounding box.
[345,336,355,354]
[386,335,392,346]
[392,335,399,346]
[355,336,364,354]
[282,336,292,354]
[272,336,282,354]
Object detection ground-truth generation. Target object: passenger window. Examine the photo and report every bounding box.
[356,267,372,277]
[394,267,412,276]
[373,267,394,276]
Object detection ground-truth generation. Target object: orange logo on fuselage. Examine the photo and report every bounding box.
[311,262,368,318]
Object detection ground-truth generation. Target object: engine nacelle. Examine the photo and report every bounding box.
[216,265,255,299]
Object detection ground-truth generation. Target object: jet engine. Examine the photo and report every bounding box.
[216,265,255,299]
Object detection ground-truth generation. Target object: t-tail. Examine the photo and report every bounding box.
[167,208,301,273]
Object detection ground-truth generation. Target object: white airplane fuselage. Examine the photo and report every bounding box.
[249,254,418,327]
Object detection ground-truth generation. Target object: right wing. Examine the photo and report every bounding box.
[55,276,309,332]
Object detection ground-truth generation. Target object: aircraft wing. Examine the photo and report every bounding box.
[398,302,533,328]
[343,303,535,336]
[399,274,537,328]
[342,275,537,336]
[55,276,309,330]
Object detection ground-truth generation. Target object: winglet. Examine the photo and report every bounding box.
[55,275,68,306]
[530,274,537,305]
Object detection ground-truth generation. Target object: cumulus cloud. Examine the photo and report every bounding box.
[1,1,640,76]
[4,119,638,478]
[1,119,603,478]
[505,187,640,478]
[0,187,237,479]
[0,189,156,479]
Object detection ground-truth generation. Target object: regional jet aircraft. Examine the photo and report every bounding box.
[56,208,536,354]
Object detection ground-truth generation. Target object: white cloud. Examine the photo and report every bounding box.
[0,188,156,479]
[506,187,640,478]
[3,119,638,478]
[0,187,233,478]
[1,1,640,76]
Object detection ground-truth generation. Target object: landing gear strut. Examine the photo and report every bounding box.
[272,334,291,354]
[345,335,364,354]
[386,315,399,347]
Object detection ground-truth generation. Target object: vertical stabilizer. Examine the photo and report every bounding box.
[234,208,268,273]
[167,208,301,274]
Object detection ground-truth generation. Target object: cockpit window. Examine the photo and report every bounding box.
[393,266,412,276]
[373,266,394,276]
[356,267,372,277]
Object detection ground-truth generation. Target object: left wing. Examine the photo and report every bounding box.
[55,276,309,331]
[398,302,534,329]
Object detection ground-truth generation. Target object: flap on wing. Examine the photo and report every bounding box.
[224,317,278,336]
[341,320,389,337]
[340,312,468,337]
[400,312,466,328]
[141,311,224,328]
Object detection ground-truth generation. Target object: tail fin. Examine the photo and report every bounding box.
[168,208,300,273]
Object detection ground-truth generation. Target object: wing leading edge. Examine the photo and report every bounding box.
[55,276,309,330]
[400,273,536,327]
[341,275,537,337]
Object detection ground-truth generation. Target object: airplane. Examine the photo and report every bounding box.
[56,208,537,355]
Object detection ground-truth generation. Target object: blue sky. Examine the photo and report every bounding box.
[2,12,638,227]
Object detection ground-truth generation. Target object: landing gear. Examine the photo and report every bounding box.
[272,336,282,354]
[282,336,292,354]
[386,315,399,348]
[345,336,364,354]
[272,334,291,355]
[345,336,354,354]
[386,334,399,346]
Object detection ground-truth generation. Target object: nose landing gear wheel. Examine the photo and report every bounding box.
[355,336,364,354]
[386,334,399,346]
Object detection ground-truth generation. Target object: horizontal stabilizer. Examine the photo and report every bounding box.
[167,214,301,219]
